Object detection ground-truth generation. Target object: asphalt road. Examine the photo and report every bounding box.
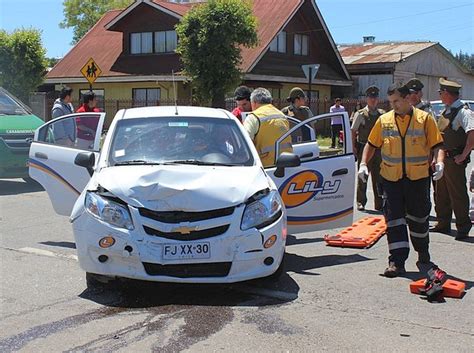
[0,166,473,352]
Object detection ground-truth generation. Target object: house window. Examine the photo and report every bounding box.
[133,88,161,106]
[269,31,286,53]
[130,32,153,54]
[155,30,178,53]
[294,34,309,56]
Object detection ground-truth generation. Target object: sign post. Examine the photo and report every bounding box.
[80,58,102,91]
[301,64,320,104]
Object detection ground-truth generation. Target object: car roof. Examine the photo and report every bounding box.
[117,106,233,121]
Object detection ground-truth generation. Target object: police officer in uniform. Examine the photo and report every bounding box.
[244,88,293,167]
[432,78,474,240]
[406,78,435,116]
[351,86,385,211]
[282,87,313,142]
[359,82,444,277]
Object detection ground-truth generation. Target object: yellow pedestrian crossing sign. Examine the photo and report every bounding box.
[80,58,102,84]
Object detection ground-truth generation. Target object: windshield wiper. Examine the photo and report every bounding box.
[114,160,163,166]
[164,159,236,166]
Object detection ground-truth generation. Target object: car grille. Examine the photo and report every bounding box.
[143,224,229,241]
[0,133,34,150]
[138,206,235,223]
[142,262,232,278]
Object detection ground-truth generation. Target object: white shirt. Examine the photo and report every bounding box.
[329,104,345,125]
[446,99,474,133]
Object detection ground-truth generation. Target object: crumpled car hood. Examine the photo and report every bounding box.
[92,165,271,211]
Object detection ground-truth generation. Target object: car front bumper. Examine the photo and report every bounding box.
[72,204,286,283]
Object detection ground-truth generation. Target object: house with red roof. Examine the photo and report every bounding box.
[45,0,351,119]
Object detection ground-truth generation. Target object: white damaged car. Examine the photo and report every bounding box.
[29,106,355,286]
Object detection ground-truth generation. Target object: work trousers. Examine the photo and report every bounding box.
[382,177,431,266]
[357,144,383,209]
[434,158,472,233]
[331,124,342,148]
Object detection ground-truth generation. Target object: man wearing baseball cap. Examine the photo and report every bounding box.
[432,78,473,240]
[282,87,313,141]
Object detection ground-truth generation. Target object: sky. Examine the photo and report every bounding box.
[0,0,472,58]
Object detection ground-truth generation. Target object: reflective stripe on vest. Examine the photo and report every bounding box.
[379,108,431,181]
[251,104,293,167]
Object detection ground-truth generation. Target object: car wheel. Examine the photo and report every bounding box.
[86,272,116,290]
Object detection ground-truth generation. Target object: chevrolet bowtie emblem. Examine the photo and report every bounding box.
[173,225,198,234]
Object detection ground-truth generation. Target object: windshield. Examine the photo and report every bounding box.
[0,88,31,116]
[108,117,254,167]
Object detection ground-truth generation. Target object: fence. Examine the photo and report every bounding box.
[35,95,391,127]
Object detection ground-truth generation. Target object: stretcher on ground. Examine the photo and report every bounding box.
[410,278,465,298]
[324,216,386,248]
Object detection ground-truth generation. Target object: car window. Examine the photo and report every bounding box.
[37,115,100,150]
[0,88,30,116]
[287,118,314,144]
[108,117,254,166]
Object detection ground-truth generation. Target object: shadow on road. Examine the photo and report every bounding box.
[286,234,325,246]
[39,241,76,249]
[285,253,373,275]
[79,270,300,309]
[0,179,44,196]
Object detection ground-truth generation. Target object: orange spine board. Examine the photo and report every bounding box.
[324,216,386,248]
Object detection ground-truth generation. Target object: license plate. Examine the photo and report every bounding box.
[162,242,211,260]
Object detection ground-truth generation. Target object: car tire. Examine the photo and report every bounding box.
[86,272,116,290]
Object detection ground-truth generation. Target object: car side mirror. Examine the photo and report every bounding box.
[74,152,95,176]
[274,152,301,178]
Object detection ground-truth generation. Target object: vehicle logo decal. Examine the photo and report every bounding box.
[28,158,80,195]
[279,170,341,208]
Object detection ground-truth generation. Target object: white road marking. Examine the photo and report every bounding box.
[17,247,78,261]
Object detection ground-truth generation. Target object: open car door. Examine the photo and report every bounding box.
[29,112,106,216]
[266,112,355,234]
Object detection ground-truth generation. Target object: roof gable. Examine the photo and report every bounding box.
[48,0,350,82]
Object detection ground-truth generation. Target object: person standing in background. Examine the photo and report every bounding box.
[232,86,252,123]
[431,78,473,240]
[329,98,345,148]
[351,86,385,211]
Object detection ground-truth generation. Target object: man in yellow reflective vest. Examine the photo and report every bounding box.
[359,82,445,278]
[243,87,293,167]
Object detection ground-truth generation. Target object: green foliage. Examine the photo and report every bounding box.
[454,50,474,73]
[60,0,132,44]
[46,57,60,69]
[176,0,258,107]
[0,28,46,102]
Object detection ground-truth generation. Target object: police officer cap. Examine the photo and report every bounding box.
[365,85,379,97]
[234,86,251,101]
[406,78,424,92]
[438,78,462,93]
[287,87,306,102]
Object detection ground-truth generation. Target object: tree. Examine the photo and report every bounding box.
[176,0,258,107]
[0,29,46,103]
[60,0,132,44]
[454,50,474,73]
